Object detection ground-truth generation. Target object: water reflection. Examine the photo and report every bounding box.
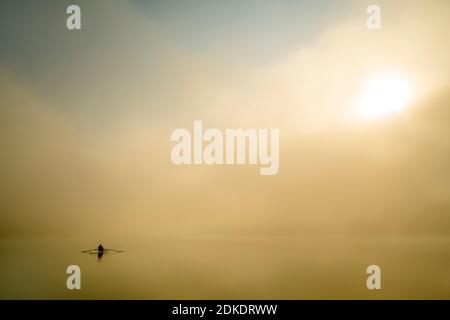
[97,252,104,261]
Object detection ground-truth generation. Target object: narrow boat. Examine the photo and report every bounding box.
[82,244,124,254]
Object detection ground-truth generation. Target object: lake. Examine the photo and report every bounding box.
[1,235,449,299]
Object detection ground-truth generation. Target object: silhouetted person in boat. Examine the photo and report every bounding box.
[98,244,105,253]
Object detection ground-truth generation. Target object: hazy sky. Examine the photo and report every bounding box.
[0,0,360,122]
[0,0,449,238]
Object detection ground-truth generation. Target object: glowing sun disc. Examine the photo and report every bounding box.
[358,72,413,120]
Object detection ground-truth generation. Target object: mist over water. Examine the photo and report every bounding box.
[1,235,450,299]
[1,1,450,300]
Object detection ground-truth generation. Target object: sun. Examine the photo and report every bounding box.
[357,72,413,120]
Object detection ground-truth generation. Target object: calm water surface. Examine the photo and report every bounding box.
[1,236,450,299]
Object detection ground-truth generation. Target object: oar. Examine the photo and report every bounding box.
[105,249,124,253]
[81,248,97,253]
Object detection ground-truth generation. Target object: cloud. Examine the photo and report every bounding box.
[0,1,449,238]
